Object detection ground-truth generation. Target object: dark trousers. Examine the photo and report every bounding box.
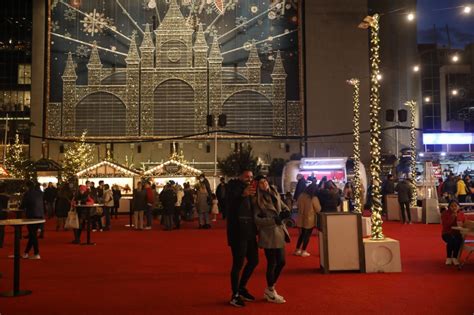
[264,248,286,288]
[163,214,173,230]
[458,195,467,203]
[399,201,411,223]
[230,239,259,296]
[442,233,463,258]
[145,205,153,227]
[113,205,119,218]
[25,223,40,255]
[218,200,226,219]
[296,228,313,251]
[174,206,181,228]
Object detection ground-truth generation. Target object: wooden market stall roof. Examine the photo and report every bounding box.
[143,159,202,177]
[0,165,9,177]
[76,160,140,178]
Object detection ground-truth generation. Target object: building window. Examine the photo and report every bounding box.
[18,64,31,85]
[0,90,31,111]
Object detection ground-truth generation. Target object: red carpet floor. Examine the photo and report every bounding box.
[0,216,473,315]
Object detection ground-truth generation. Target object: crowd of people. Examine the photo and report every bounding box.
[1,169,472,308]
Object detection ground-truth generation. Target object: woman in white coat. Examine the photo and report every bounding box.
[295,184,321,257]
[254,176,291,304]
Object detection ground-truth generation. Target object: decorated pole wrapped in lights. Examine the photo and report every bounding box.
[347,78,362,213]
[359,14,384,239]
[405,100,418,207]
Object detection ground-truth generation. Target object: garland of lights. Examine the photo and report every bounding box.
[405,100,418,207]
[348,78,362,213]
[367,14,384,240]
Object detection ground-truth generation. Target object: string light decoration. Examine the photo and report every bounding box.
[359,14,384,240]
[62,131,94,181]
[347,78,362,213]
[405,100,418,207]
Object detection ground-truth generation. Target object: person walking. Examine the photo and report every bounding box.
[55,183,73,231]
[226,170,259,308]
[0,184,10,248]
[174,184,184,229]
[295,184,321,257]
[143,181,154,230]
[210,193,219,222]
[43,182,57,219]
[102,184,114,231]
[395,178,413,224]
[216,177,227,219]
[182,182,194,221]
[132,182,146,230]
[318,181,341,212]
[159,183,177,231]
[196,184,211,229]
[20,181,45,259]
[112,185,122,219]
[254,175,291,304]
[441,200,465,266]
[456,175,469,203]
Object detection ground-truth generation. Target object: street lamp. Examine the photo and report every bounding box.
[359,13,384,240]
[463,5,472,14]
[407,12,415,21]
[413,65,420,72]
[451,54,459,62]
[424,96,431,103]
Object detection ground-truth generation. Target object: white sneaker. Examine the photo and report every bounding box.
[264,287,286,304]
[293,249,302,256]
[22,253,29,259]
[301,251,311,257]
[29,254,41,260]
[144,226,152,230]
[452,258,460,266]
[445,258,452,265]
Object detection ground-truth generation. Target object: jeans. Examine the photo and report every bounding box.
[230,239,259,296]
[442,233,463,258]
[198,212,210,226]
[264,248,286,287]
[399,201,411,223]
[296,228,313,251]
[25,223,40,255]
[103,207,111,228]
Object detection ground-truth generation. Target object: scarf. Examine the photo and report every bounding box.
[257,186,282,214]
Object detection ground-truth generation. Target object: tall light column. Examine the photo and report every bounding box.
[348,78,362,213]
[359,14,384,240]
[405,100,418,207]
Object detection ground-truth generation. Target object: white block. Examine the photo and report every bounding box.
[423,199,440,224]
[363,237,402,273]
[386,195,401,221]
[361,217,371,237]
[410,206,422,223]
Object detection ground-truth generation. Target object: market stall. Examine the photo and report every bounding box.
[76,160,139,212]
[143,158,202,191]
[34,158,61,186]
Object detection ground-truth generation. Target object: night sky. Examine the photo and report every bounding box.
[417,0,474,48]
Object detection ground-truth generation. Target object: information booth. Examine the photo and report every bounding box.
[76,160,140,213]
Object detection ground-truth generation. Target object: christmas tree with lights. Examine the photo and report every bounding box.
[62,131,94,182]
[5,134,33,179]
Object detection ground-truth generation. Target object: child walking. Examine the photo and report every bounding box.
[210,193,219,222]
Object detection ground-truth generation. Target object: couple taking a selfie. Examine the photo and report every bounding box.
[226,170,291,307]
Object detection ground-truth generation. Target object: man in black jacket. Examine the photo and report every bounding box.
[226,170,258,307]
[20,181,44,259]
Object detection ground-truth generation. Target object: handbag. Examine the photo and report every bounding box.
[65,210,79,229]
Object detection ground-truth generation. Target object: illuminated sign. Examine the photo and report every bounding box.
[300,158,347,170]
[423,133,474,145]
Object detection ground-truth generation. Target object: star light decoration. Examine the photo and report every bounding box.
[359,14,384,240]
[405,100,418,207]
[347,78,362,213]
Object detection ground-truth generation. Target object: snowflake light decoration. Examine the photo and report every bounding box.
[76,44,90,58]
[235,16,248,31]
[226,0,238,11]
[64,8,77,21]
[81,9,113,37]
[51,21,60,32]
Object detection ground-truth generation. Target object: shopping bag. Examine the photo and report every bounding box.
[65,210,79,229]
